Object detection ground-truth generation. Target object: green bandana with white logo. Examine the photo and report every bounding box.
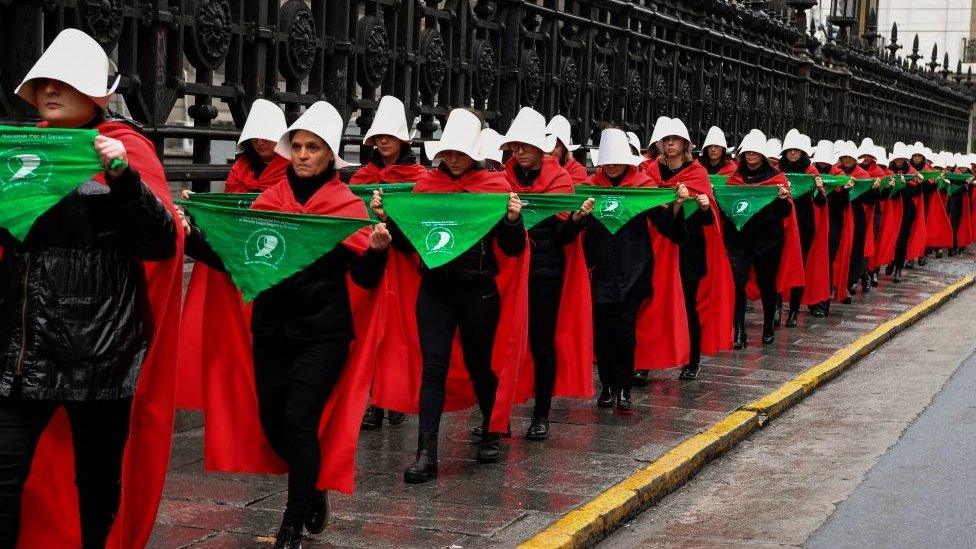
[712,185,781,231]
[0,125,103,241]
[574,185,677,234]
[348,183,415,220]
[179,200,371,301]
[518,193,587,230]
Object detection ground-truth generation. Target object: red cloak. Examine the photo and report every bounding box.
[348,159,428,185]
[224,154,290,193]
[903,170,929,261]
[643,159,734,354]
[370,167,531,433]
[829,164,870,301]
[962,186,975,248]
[18,121,184,549]
[587,167,690,369]
[505,156,593,400]
[926,184,954,248]
[871,168,907,270]
[793,164,831,305]
[201,173,385,494]
[561,155,590,183]
[728,170,806,296]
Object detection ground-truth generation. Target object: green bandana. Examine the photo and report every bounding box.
[785,173,818,198]
[709,174,729,186]
[519,193,585,230]
[0,125,103,241]
[712,185,781,231]
[849,178,877,201]
[186,192,259,209]
[574,185,677,234]
[348,183,416,221]
[179,200,371,301]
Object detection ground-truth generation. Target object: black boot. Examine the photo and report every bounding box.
[905,260,915,269]
[361,406,383,430]
[847,283,858,298]
[404,431,438,484]
[470,422,511,441]
[762,323,775,345]
[918,257,928,266]
[871,270,880,287]
[679,364,701,380]
[525,415,550,441]
[733,323,747,350]
[304,491,328,534]
[633,369,649,387]
[884,264,895,275]
[893,266,902,283]
[773,304,782,327]
[597,386,615,408]
[476,432,501,464]
[861,273,872,294]
[785,310,799,328]
[387,411,406,425]
[614,387,634,415]
[808,304,826,318]
[273,522,304,549]
[936,249,945,258]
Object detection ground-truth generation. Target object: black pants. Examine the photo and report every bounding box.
[681,275,703,368]
[416,277,500,434]
[593,283,650,390]
[949,193,963,249]
[849,205,868,284]
[0,396,132,548]
[894,198,918,267]
[253,333,347,525]
[529,276,562,418]
[728,243,782,328]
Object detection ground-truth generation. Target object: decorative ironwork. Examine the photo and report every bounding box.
[185,0,232,71]
[419,29,447,97]
[77,0,123,49]
[473,40,496,104]
[279,1,316,81]
[521,49,543,106]
[356,16,389,90]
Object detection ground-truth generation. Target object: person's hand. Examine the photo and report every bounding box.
[369,223,392,250]
[572,198,595,221]
[676,183,690,204]
[815,176,825,194]
[778,184,790,199]
[507,192,522,222]
[174,206,191,236]
[887,177,895,188]
[872,178,881,189]
[180,189,195,200]
[370,189,387,221]
[696,193,710,210]
[94,135,128,177]
[843,180,855,190]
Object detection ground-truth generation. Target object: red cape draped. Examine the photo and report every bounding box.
[927,189,954,247]
[905,171,929,261]
[643,159,733,354]
[870,165,911,270]
[793,164,831,305]
[961,188,975,247]
[370,167,530,432]
[728,170,806,297]
[224,154,290,193]
[506,157,593,400]
[561,156,590,183]
[587,167,690,369]
[348,159,428,185]
[18,121,184,549]
[859,163,890,264]
[829,164,869,302]
[201,173,385,494]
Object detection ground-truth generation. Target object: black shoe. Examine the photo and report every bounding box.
[679,364,700,380]
[918,257,928,266]
[861,273,872,294]
[762,324,775,345]
[525,416,549,441]
[404,431,438,484]
[614,387,634,415]
[476,433,501,464]
[948,248,957,257]
[848,283,858,297]
[273,525,303,549]
[361,406,383,430]
[304,491,328,535]
[842,295,853,304]
[633,369,649,387]
[871,271,880,287]
[905,260,915,269]
[884,264,895,275]
[773,305,782,327]
[808,305,826,318]
[936,249,945,258]
[470,423,511,441]
[893,267,902,283]
[785,311,798,327]
[597,386,615,408]
[387,411,406,425]
[733,324,747,350]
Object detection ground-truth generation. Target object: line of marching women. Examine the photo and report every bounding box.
[2,29,975,549]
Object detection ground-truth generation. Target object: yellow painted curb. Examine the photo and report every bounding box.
[519,274,973,549]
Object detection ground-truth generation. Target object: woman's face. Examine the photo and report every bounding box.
[911,154,925,165]
[439,150,474,176]
[34,78,98,128]
[551,141,568,160]
[705,145,724,161]
[510,142,544,171]
[841,156,856,169]
[290,130,334,177]
[251,139,278,162]
[743,151,763,168]
[661,136,688,161]
[603,163,627,178]
[785,149,803,162]
[893,158,906,167]
[373,134,404,161]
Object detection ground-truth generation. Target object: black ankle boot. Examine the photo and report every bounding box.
[905,260,915,269]
[469,422,511,441]
[893,267,902,283]
[304,491,328,534]
[525,415,550,441]
[361,405,383,430]
[773,305,782,327]
[785,310,799,327]
[614,387,634,415]
[762,323,775,345]
[679,364,701,380]
[936,249,945,258]
[861,273,872,293]
[733,323,747,350]
[597,386,614,408]
[274,522,304,549]
[918,257,928,266]
[884,264,895,275]
[404,431,438,483]
[633,369,649,387]
[476,432,501,463]
[871,271,880,286]
[387,410,406,425]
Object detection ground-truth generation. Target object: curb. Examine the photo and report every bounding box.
[518,274,974,549]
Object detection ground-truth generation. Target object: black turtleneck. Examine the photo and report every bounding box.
[737,159,779,184]
[513,163,542,188]
[909,159,926,172]
[778,155,812,174]
[241,141,269,178]
[607,168,630,187]
[287,163,336,206]
[700,154,730,175]
[889,161,911,175]
[659,159,693,182]
[370,147,416,169]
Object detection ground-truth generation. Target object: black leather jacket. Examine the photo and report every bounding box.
[0,168,176,400]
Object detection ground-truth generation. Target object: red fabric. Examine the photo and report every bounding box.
[828,164,867,302]
[969,187,976,247]
[587,167,690,369]
[18,121,184,549]
[871,193,902,270]
[505,157,592,400]
[718,160,739,176]
[224,154,289,193]
[201,173,384,494]
[348,160,428,185]
[643,159,733,354]
[961,189,975,247]
[728,171,806,297]
[860,163,889,263]
[370,169,530,432]
[795,164,830,305]
[906,178,928,261]
[926,189,954,247]
[562,156,590,183]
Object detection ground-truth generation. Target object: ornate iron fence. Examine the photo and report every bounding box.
[0,0,971,191]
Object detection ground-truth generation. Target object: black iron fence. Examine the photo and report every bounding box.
[0,1,971,191]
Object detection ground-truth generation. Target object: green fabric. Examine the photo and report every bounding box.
[848,178,876,201]
[945,180,968,196]
[0,125,102,241]
[919,170,943,181]
[348,183,415,221]
[820,174,852,190]
[709,174,729,186]
[785,173,817,198]
[574,185,677,234]
[943,172,972,182]
[712,185,781,231]
[179,200,371,301]
[186,192,259,209]
[519,193,585,230]
[382,192,510,269]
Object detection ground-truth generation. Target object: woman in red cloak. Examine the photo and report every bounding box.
[545,114,590,183]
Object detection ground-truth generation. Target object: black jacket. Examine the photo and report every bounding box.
[722,196,792,255]
[0,168,176,400]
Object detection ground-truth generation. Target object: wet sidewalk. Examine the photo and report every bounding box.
[149,255,976,549]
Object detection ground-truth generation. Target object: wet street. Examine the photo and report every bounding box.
[149,254,976,548]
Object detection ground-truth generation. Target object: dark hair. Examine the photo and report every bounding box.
[238,140,267,177]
